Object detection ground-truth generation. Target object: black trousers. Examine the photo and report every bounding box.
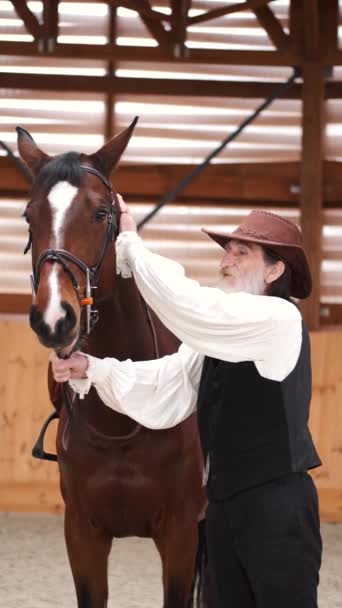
[206,472,322,608]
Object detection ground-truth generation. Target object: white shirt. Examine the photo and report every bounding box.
[69,231,302,429]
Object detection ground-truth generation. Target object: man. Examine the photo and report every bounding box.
[51,200,322,608]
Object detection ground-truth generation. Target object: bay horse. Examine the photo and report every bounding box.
[17,120,207,608]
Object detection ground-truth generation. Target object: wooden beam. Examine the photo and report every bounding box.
[105,6,117,141]
[188,0,276,26]
[107,0,172,47]
[42,0,59,50]
[320,0,339,61]
[325,51,342,66]
[253,5,289,50]
[2,156,342,204]
[0,41,300,66]
[319,304,342,326]
[302,0,320,59]
[300,62,325,331]
[325,81,342,98]
[0,157,300,201]
[136,0,173,48]
[0,72,302,98]
[170,0,191,57]
[105,0,172,22]
[289,0,305,57]
[11,0,42,38]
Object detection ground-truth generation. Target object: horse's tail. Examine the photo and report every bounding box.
[188,519,210,608]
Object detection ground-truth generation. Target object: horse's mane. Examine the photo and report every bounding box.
[35,152,82,191]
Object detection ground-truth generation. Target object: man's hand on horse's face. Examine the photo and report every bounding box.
[117,194,137,233]
[49,351,89,383]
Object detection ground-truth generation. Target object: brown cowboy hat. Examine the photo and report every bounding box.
[202,210,312,299]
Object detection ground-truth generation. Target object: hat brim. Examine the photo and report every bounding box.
[202,228,312,299]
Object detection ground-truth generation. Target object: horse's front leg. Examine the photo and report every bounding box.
[64,505,112,608]
[154,515,198,608]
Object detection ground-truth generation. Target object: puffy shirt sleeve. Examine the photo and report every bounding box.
[69,343,204,429]
[115,231,303,382]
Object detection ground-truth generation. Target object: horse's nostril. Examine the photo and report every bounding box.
[30,305,51,339]
[55,302,76,340]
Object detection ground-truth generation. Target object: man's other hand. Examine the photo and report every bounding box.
[117,193,137,233]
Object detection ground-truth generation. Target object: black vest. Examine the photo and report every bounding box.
[197,321,321,501]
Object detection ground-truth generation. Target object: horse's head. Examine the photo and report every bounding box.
[17,118,138,354]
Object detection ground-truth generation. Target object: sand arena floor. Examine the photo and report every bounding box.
[0,513,341,607]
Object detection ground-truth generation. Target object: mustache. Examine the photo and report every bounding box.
[220,267,239,278]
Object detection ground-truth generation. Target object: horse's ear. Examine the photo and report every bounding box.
[16,127,51,175]
[90,116,139,176]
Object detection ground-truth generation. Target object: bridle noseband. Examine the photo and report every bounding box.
[26,165,118,335]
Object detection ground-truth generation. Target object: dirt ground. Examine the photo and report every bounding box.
[0,513,341,607]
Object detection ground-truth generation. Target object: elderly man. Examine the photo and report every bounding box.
[51,200,322,608]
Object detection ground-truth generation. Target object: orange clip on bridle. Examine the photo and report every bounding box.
[80,297,93,307]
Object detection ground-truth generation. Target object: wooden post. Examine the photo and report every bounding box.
[300,62,325,330]
[104,6,116,141]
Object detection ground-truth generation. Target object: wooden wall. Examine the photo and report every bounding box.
[0,317,342,521]
[309,330,342,522]
[0,316,61,513]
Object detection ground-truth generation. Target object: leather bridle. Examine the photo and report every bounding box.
[25,165,118,335]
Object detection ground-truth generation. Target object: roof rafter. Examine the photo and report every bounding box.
[105,0,173,47]
[252,4,289,50]
[320,0,338,59]
[187,0,276,26]
[11,0,60,51]
[105,5,117,140]
[104,0,172,22]
[302,0,320,58]
[42,0,59,51]
[11,0,42,38]
[289,0,304,56]
[170,0,191,56]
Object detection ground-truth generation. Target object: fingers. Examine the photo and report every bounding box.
[49,351,71,383]
[117,194,137,233]
[49,351,88,383]
[54,370,71,383]
[117,193,128,213]
[69,353,89,379]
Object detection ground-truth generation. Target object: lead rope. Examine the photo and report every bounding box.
[141,298,160,360]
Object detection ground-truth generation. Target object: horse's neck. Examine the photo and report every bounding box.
[76,255,181,435]
[74,276,156,434]
[86,275,158,362]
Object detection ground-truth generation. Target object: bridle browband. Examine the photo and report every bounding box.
[26,165,118,335]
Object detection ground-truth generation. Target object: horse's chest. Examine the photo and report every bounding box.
[60,450,169,537]
[58,416,202,538]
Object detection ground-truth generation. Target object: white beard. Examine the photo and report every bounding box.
[217,265,266,296]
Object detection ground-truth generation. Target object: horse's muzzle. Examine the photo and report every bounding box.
[30,301,77,349]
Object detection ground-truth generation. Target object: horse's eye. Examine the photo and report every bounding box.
[95,208,108,222]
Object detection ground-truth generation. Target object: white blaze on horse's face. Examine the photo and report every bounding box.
[43,181,78,331]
